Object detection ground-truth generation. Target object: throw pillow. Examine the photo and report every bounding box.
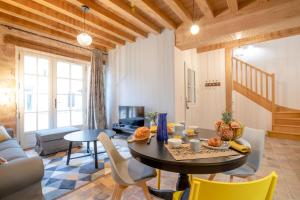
[0,157,7,165]
[0,125,11,142]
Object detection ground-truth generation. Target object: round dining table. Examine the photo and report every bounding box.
[128,128,249,199]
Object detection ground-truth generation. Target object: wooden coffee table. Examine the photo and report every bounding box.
[64,129,116,168]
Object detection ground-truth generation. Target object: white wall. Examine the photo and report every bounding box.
[235,35,300,110]
[107,31,300,131]
[174,48,226,129]
[231,35,300,130]
[106,30,175,128]
[233,91,272,130]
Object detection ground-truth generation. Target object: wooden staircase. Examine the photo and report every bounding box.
[232,57,300,140]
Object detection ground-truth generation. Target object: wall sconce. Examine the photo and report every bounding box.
[205,80,221,87]
[0,88,13,106]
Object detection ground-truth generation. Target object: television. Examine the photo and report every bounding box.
[119,106,145,127]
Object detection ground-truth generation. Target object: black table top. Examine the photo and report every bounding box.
[128,128,248,174]
[64,129,116,142]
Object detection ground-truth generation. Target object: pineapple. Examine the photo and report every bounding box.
[221,111,232,124]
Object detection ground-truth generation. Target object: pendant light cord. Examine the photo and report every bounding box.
[192,0,195,23]
[83,8,86,33]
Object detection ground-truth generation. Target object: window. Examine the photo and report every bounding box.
[18,49,89,148]
[56,62,84,127]
[23,55,50,132]
[186,68,196,104]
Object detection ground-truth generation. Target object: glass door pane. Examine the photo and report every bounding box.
[56,61,84,127]
[23,55,50,132]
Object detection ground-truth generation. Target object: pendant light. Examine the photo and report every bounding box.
[77,5,92,46]
[190,0,200,35]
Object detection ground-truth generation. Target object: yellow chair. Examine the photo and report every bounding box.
[156,169,161,189]
[173,171,278,200]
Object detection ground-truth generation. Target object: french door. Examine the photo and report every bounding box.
[17,49,88,148]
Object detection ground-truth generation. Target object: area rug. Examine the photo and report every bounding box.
[41,139,130,200]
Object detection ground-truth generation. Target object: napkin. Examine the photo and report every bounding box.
[229,140,251,153]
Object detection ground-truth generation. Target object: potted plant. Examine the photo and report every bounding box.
[215,112,244,141]
[146,112,158,127]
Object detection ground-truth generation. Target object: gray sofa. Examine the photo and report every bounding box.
[0,128,44,200]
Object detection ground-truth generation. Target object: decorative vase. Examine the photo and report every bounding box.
[150,120,156,127]
[157,113,168,143]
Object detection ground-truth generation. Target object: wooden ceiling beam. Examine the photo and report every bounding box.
[0,1,115,49]
[138,0,177,30]
[226,0,239,13]
[6,0,125,45]
[162,0,192,22]
[98,0,161,34]
[33,0,135,42]
[257,0,269,3]
[197,26,300,53]
[75,0,148,38]
[4,34,91,61]
[176,0,300,50]
[195,0,214,19]
[0,11,107,51]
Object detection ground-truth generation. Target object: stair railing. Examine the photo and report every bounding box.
[232,57,275,111]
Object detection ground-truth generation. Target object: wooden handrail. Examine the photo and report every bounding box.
[234,57,273,76]
[232,57,275,108]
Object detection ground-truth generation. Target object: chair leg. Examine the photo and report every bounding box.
[189,174,193,183]
[138,181,152,200]
[112,184,126,200]
[156,169,161,189]
[230,175,234,182]
[208,174,216,180]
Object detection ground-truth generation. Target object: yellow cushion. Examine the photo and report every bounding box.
[0,126,11,142]
[229,140,251,153]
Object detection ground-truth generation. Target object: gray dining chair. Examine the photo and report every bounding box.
[209,127,266,182]
[98,132,156,200]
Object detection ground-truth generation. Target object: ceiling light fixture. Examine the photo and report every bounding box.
[190,0,200,35]
[77,5,92,47]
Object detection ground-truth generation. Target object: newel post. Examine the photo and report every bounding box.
[225,48,233,112]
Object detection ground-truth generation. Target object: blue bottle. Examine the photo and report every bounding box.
[157,113,168,143]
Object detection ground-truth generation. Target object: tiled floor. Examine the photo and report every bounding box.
[57,136,300,200]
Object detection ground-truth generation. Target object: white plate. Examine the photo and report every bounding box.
[202,141,230,150]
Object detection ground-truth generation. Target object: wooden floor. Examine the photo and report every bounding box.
[58,136,300,200]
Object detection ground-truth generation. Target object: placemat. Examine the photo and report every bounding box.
[165,144,240,161]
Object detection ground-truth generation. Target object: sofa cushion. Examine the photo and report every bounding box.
[0,126,11,142]
[35,127,80,142]
[0,147,27,161]
[0,139,21,151]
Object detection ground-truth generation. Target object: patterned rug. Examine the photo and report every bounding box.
[41,139,130,200]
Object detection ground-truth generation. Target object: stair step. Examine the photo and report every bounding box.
[268,131,300,140]
[272,125,300,133]
[274,118,300,126]
[274,112,300,118]
[275,105,300,112]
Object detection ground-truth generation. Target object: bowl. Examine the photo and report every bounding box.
[187,125,201,133]
[168,138,182,148]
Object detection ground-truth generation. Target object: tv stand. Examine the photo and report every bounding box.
[112,123,139,135]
